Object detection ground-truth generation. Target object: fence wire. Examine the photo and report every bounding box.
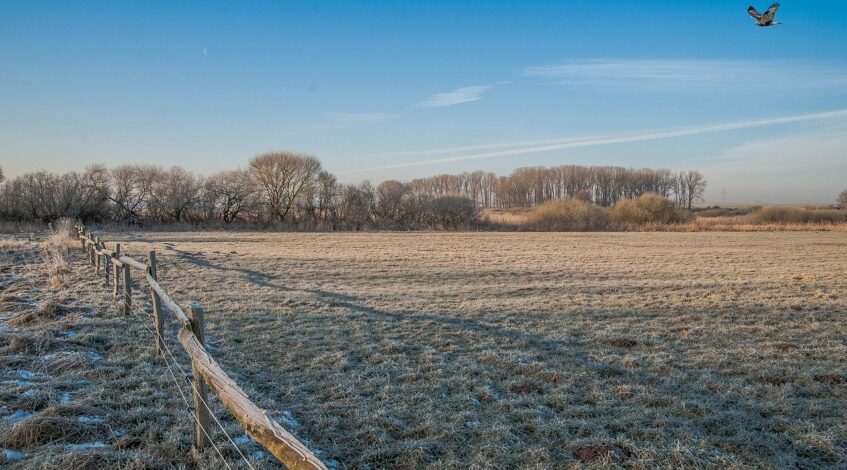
[70,239,255,470]
[118,288,255,469]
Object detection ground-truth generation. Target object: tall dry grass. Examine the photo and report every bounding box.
[610,193,692,227]
[41,218,76,288]
[750,205,847,225]
[523,199,611,231]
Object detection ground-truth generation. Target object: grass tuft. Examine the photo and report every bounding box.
[0,406,108,450]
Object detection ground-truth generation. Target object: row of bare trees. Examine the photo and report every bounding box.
[0,154,480,230]
[409,166,707,209]
[0,156,709,229]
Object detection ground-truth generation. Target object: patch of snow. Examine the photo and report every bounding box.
[67,442,109,452]
[15,370,42,380]
[233,434,252,446]
[325,459,340,469]
[87,352,103,361]
[251,450,267,460]
[58,330,77,338]
[3,410,33,422]
[77,416,102,424]
[22,389,36,397]
[60,392,72,404]
[279,410,301,430]
[3,449,29,461]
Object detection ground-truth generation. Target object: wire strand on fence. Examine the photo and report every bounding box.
[74,231,324,469]
[118,296,236,470]
[38,238,240,469]
[119,292,256,470]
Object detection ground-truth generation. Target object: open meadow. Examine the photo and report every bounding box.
[2,231,847,468]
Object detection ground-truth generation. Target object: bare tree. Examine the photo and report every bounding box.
[205,169,255,223]
[151,166,202,222]
[109,164,161,222]
[0,167,4,185]
[315,171,340,226]
[14,171,59,221]
[838,189,847,209]
[683,170,707,209]
[376,180,411,226]
[336,182,374,230]
[249,152,321,223]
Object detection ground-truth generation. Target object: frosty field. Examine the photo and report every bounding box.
[3,231,846,468]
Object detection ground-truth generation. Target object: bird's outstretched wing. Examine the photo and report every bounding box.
[762,3,780,22]
[748,6,763,21]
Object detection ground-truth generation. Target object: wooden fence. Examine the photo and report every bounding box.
[76,225,327,470]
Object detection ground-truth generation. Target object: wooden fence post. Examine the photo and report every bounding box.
[102,242,110,287]
[148,251,164,357]
[88,233,93,266]
[94,237,101,274]
[86,233,93,266]
[187,303,211,451]
[112,244,121,298]
[123,262,131,315]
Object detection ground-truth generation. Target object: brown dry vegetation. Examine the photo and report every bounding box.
[484,205,847,232]
[57,230,844,469]
[0,238,281,468]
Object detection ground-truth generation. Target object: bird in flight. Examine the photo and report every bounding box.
[748,3,781,27]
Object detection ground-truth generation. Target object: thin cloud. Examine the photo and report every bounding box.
[337,109,847,173]
[315,112,399,129]
[416,86,492,108]
[372,134,609,158]
[524,59,847,89]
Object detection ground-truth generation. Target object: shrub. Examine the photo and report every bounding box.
[751,206,847,224]
[428,196,479,229]
[611,194,690,227]
[524,199,611,231]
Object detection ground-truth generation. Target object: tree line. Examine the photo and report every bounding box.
[0,153,707,230]
[409,166,707,209]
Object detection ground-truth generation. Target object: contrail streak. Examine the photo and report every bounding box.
[338,109,847,174]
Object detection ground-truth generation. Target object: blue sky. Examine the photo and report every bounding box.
[1,0,846,203]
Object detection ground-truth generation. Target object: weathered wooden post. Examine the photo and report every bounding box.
[123,262,132,315]
[86,232,93,265]
[112,244,121,298]
[187,303,211,451]
[94,236,101,274]
[148,251,164,356]
[103,242,110,287]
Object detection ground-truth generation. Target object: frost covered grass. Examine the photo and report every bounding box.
[91,230,847,468]
[0,237,282,469]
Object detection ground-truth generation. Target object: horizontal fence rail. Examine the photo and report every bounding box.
[76,224,327,470]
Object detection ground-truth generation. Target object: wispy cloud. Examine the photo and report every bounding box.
[315,112,399,129]
[415,86,492,108]
[524,59,847,89]
[338,109,847,173]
